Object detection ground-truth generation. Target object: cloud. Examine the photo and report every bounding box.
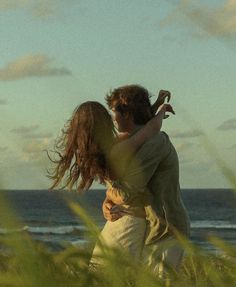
[20,138,51,166]
[22,139,50,154]
[0,99,7,105]
[24,132,53,139]
[217,118,236,131]
[183,157,214,173]
[0,0,60,19]
[171,129,203,138]
[179,158,192,165]
[11,124,53,139]
[30,0,58,19]
[178,154,193,165]
[160,0,236,39]
[0,54,72,81]
[176,142,194,152]
[0,0,28,11]
[11,125,40,134]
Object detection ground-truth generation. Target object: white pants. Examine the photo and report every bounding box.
[90,215,146,267]
[142,236,184,278]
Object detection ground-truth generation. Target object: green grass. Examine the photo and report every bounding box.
[0,194,235,287]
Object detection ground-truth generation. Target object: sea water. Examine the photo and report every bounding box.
[1,189,235,253]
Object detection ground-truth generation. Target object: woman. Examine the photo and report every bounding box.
[48,96,174,266]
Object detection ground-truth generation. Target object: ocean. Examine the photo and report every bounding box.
[0,189,235,254]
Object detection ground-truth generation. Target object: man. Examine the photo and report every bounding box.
[103,84,190,277]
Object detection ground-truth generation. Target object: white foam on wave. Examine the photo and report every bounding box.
[71,239,88,246]
[191,220,236,229]
[0,225,87,235]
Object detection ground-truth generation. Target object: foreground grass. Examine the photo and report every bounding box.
[1,239,235,287]
[0,197,235,287]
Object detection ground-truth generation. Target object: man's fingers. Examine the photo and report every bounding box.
[103,203,123,221]
[110,205,122,212]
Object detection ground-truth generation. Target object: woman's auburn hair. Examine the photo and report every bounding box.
[48,101,116,192]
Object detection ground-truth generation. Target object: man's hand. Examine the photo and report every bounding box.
[151,90,171,115]
[102,197,123,222]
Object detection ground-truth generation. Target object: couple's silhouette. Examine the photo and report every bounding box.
[49,84,190,277]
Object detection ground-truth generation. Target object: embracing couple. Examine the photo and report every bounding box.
[49,84,190,277]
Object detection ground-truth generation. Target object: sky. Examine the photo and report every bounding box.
[0,0,236,190]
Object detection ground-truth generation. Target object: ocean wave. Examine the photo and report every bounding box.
[191,221,236,230]
[0,225,87,235]
[1,220,235,236]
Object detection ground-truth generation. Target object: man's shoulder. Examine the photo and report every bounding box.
[135,131,169,158]
[145,131,169,146]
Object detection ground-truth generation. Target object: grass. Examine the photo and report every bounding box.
[0,193,235,287]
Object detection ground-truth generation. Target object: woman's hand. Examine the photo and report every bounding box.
[151,90,171,114]
[158,90,171,104]
[102,197,123,222]
[146,103,175,133]
[157,103,175,118]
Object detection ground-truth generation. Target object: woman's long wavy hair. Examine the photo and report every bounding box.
[48,101,116,192]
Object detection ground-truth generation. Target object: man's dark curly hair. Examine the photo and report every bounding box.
[105,84,154,125]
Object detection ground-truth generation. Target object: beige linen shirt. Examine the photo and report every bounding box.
[110,131,190,245]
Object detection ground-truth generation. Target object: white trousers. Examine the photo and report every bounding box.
[142,236,184,278]
[90,215,146,267]
[90,216,184,278]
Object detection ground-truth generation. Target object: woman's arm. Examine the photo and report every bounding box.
[109,103,175,165]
